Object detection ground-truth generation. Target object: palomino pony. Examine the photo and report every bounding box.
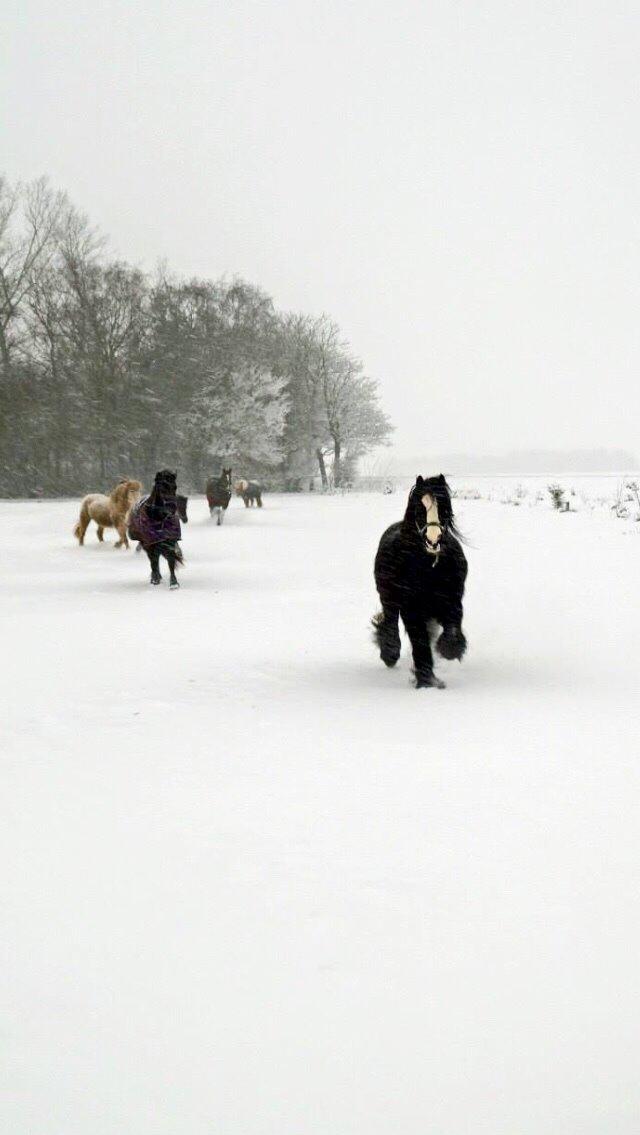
[74,479,142,548]
[206,468,232,525]
[373,474,468,689]
[128,470,184,588]
[235,478,263,508]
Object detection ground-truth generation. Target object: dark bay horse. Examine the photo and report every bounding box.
[206,468,232,525]
[129,470,185,588]
[373,474,468,688]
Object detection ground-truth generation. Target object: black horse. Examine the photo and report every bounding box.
[206,467,232,525]
[133,494,188,553]
[129,470,185,588]
[373,474,468,688]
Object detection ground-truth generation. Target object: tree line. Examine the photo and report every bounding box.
[0,175,392,496]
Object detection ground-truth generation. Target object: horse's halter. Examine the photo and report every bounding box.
[415,491,445,566]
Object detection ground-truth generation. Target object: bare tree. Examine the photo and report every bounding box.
[315,327,393,487]
[0,176,68,365]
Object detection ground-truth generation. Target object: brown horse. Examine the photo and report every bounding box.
[74,479,142,549]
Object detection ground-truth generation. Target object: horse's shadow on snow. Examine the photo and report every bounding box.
[304,652,577,696]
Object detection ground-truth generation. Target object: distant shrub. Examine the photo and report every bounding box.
[615,480,640,521]
[548,484,568,511]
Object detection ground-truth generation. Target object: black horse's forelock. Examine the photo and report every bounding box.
[155,468,177,488]
[406,475,464,543]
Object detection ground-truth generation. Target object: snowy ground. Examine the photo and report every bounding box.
[2,488,639,1134]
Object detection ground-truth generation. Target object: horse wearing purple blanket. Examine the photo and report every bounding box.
[128,470,186,589]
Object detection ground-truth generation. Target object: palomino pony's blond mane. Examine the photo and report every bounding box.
[111,478,142,510]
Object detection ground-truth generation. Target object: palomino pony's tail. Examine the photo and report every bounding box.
[73,498,90,543]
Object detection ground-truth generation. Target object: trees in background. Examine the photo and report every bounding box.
[0,175,392,495]
[278,314,392,489]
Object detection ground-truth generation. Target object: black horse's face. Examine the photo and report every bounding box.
[221,467,232,488]
[155,469,178,496]
[408,474,454,550]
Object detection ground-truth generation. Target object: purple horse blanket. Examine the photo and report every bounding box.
[129,496,181,547]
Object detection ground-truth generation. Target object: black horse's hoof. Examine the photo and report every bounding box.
[150,574,162,585]
[169,579,180,589]
[381,649,400,668]
[415,671,446,689]
[436,630,467,661]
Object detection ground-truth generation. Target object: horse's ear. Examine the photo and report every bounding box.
[438,473,446,483]
[416,474,424,487]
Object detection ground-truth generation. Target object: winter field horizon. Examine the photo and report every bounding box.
[3,478,639,1134]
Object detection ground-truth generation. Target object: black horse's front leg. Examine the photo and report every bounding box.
[432,552,468,662]
[436,625,467,661]
[401,608,445,689]
[148,546,162,585]
[166,548,179,589]
[434,588,467,661]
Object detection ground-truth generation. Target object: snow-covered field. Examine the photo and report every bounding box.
[2,487,639,1134]
[453,473,640,520]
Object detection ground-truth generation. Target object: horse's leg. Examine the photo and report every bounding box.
[436,621,467,661]
[401,607,444,689]
[256,493,262,508]
[114,521,129,549]
[217,507,224,526]
[96,526,104,541]
[148,546,162,585]
[372,603,401,668]
[167,547,180,589]
[435,581,468,661]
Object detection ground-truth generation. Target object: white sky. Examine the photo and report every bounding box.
[3,0,640,457]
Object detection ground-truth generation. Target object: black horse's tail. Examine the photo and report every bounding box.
[371,610,385,644]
